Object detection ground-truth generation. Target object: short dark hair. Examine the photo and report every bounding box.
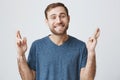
[45,2,69,19]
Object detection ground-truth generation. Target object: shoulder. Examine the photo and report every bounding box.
[69,35,86,47]
[31,36,49,46]
[69,36,87,53]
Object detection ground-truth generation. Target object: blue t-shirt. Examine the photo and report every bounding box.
[27,35,88,80]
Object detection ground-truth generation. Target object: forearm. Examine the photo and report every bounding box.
[81,51,96,80]
[17,55,34,80]
[80,28,100,80]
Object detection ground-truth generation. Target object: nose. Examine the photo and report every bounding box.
[56,17,62,23]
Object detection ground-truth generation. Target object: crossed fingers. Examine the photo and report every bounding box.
[93,28,100,40]
[16,30,27,46]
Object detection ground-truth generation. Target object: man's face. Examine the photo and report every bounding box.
[46,6,70,35]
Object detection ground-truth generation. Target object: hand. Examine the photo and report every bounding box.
[16,30,27,56]
[86,28,100,52]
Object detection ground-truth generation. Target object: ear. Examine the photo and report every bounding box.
[45,18,48,24]
[68,15,70,23]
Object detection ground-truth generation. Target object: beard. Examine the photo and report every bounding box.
[50,24,69,35]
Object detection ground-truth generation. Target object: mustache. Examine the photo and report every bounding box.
[55,23,64,26]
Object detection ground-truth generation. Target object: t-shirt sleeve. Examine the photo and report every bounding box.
[27,42,36,71]
[80,44,88,69]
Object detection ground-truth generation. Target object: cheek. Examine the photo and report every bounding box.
[47,21,53,26]
[48,22,55,29]
[64,20,69,26]
[63,18,69,23]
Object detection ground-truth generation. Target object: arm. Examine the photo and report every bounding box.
[17,55,35,80]
[80,28,100,80]
[80,51,96,80]
[16,31,35,80]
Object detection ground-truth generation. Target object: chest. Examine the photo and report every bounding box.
[36,47,80,67]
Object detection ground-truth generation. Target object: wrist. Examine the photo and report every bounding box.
[87,48,95,53]
[88,50,96,57]
[17,51,25,56]
[17,55,26,63]
[17,54,25,59]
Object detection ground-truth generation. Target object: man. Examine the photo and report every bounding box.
[16,2,100,80]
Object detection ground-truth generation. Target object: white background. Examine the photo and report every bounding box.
[0,0,120,80]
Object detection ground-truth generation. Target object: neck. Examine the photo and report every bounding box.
[49,33,69,46]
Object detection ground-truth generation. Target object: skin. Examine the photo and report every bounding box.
[80,28,100,80]
[16,31,35,80]
[16,6,100,80]
[45,7,70,45]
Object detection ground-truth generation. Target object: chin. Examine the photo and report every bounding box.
[53,31,67,35]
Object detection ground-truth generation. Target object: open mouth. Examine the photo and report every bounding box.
[54,24,64,28]
[54,25,65,31]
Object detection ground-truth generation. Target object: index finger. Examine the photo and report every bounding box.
[16,30,22,39]
[93,28,100,39]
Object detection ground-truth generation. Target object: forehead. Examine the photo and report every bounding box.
[47,6,67,16]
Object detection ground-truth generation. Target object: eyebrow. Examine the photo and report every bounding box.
[50,13,66,17]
